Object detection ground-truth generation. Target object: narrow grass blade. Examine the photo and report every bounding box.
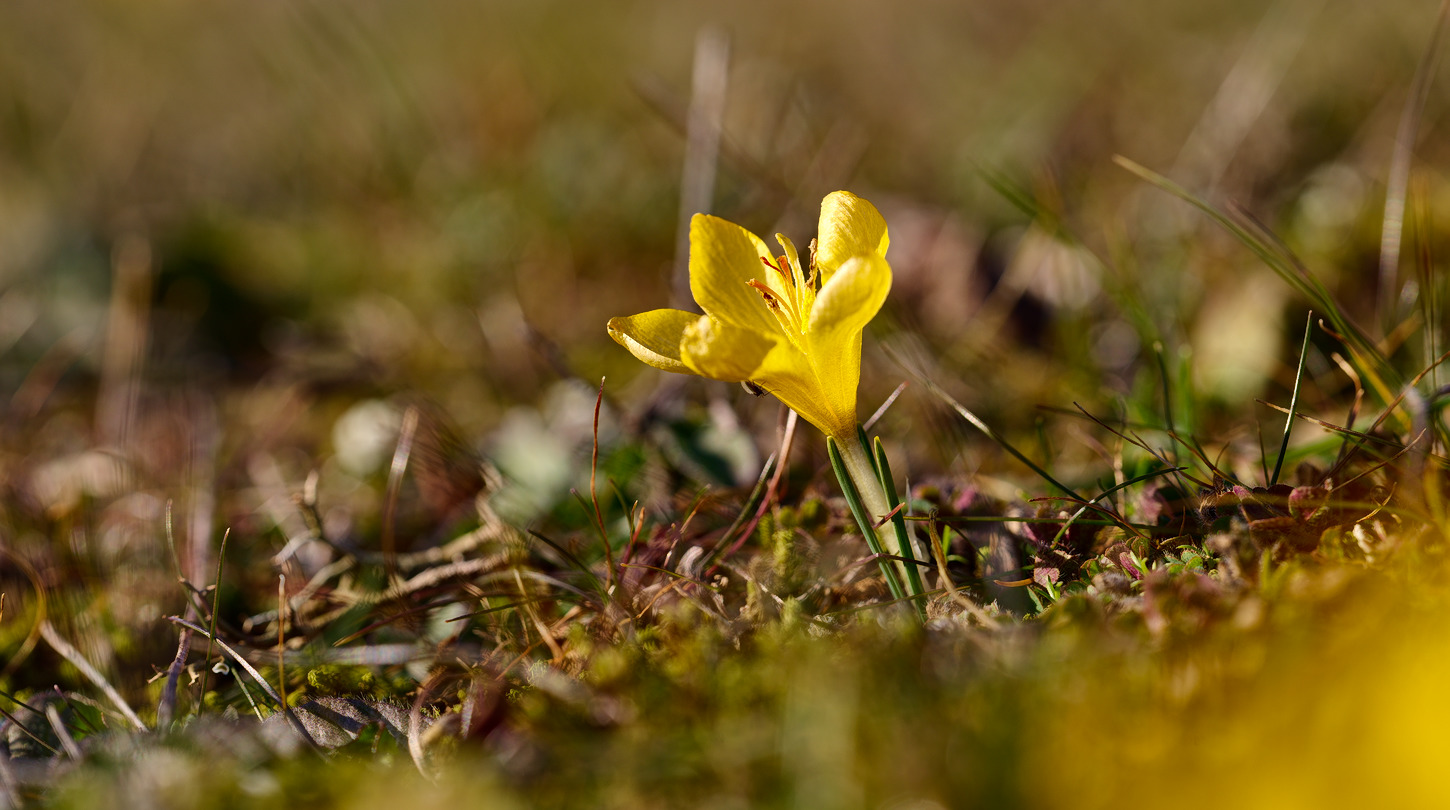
[588,377,615,594]
[1046,466,1186,547]
[1414,179,1442,394]
[1114,155,1393,386]
[0,549,45,682]
[1380,0,1449,330]
[527,529,607,605]
[0,699,58,757]
[39,622,146,732]
[197,528,228,716]
[1272,311,1315,485]
[45,703,81,760]
[167,616,322,752]
[703,450,777,573]
[863,381,909,434]
[978,166,1048,225]
[827,436,908,604]
[872,436,928,612]
[905,370,1083,501]
[1154,343,1178,462]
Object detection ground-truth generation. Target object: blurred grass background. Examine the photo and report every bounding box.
[2,1,1450,804]
[1,0,1435,440]
[4,0,1442,625]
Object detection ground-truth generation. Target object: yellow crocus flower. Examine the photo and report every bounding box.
[606,190,891,442]
[609,191,922,609]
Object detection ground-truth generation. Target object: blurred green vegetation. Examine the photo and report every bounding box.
[3,0,1450,807]
[1,0,1439,435]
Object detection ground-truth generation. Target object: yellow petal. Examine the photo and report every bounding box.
[797,253,892,439]
[805,333,864,441]
[680,315,776,382]
[689,214,781,336]
[775,234,805,288]
[752,342,858,439]
[807,253,892,342]
[815,191,889,281]
[607,309,700,375]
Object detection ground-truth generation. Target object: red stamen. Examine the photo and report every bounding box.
[761,255,793,284]
[775,255,792,281]
[746,279,782,312]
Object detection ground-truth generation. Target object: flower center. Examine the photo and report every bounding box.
[746,235,817,347]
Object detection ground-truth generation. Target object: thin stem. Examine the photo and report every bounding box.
[1271,310,1314,486]
[872,436,928,608]
[836,437,888,518]
[828,437,907,604]
[835,437,914,590]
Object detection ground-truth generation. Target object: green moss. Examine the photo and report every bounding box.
[306,665,377,696]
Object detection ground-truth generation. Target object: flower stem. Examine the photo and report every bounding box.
[832,436,918,605]
[836,438,891,528]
